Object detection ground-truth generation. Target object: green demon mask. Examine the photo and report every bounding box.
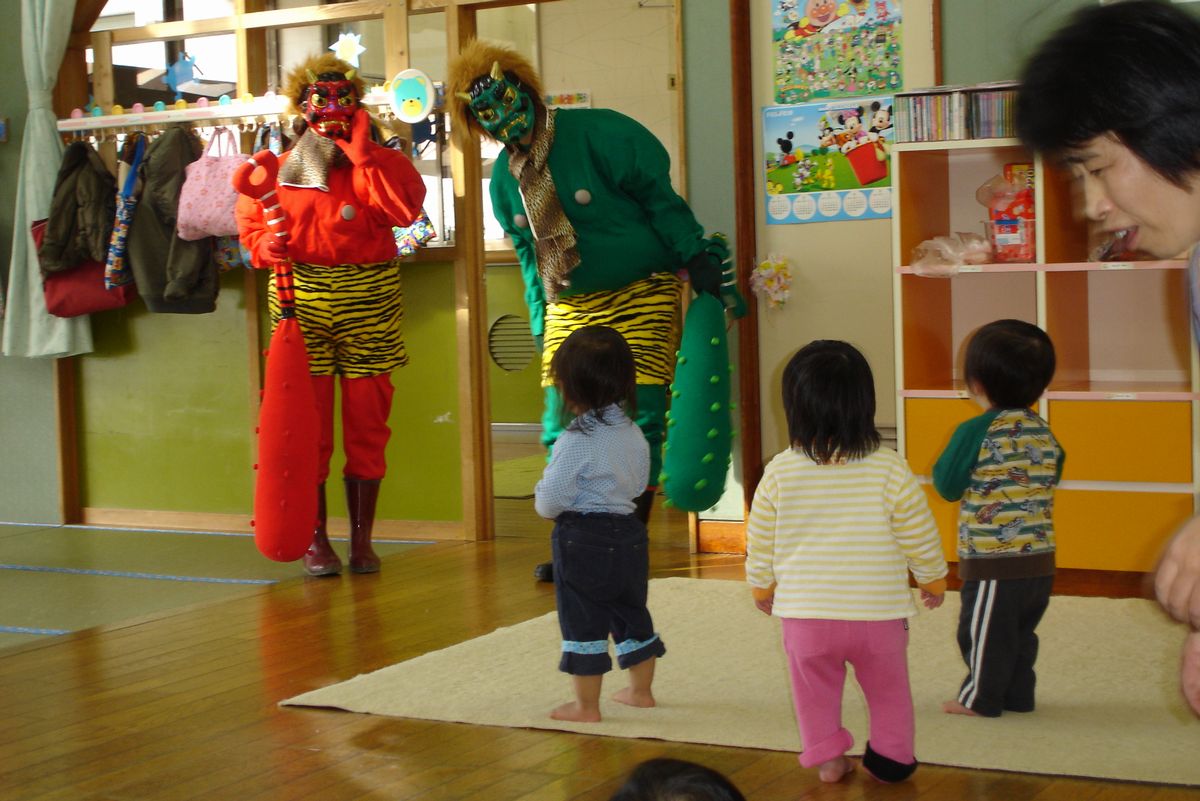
[460,62,535,144]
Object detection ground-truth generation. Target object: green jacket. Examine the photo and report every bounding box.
[490,108,707,336]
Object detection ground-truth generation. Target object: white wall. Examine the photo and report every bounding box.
[539,0,680,188]
[751,0,936,459]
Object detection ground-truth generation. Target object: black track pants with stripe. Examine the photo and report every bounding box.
[955,576,1054,717]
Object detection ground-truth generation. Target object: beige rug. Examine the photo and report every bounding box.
[283,577,1200,785]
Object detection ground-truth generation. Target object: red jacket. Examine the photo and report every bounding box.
[236,142,426,267]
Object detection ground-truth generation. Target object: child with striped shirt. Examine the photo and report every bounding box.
[747,340,948,784]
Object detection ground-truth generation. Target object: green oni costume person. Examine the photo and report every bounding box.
[448,41,741,580]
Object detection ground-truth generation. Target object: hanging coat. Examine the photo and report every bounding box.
[127,125,219,313]
[38,141,116,275]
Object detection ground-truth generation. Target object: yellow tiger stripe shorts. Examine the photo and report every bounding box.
[268,259,407,379]
[541,272,683,387]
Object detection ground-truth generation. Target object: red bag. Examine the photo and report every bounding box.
[32,219,136,317]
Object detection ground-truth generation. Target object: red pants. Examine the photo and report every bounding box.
[311,373,394,482]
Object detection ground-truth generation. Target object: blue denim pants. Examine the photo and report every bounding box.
[551,512,666,676]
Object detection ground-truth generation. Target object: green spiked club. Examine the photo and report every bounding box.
[661,293,734,511]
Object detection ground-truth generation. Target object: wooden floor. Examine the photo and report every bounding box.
[0,501,1192,800]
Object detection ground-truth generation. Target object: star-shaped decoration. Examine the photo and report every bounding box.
[329,32,367,68]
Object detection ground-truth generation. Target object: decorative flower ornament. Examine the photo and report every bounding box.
[750,253,792,309]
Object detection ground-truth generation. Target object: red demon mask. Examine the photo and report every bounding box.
[303,72,359,139]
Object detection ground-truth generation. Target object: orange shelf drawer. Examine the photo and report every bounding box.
[1049,400,1192,483]
[1054,489,1193,572]
[904,398,982,476]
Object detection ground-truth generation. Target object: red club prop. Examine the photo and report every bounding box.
[232,153,319,562]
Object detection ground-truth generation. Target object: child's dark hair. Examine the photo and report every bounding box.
[608,758,747,801]
[1017,0,1200,186]
[964,319,1056,409]
[550,326,637,429]
[782,340,879,464]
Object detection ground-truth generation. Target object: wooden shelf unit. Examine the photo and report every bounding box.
[892,139,1199,572]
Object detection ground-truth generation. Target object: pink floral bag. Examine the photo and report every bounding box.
[176,127,247,240]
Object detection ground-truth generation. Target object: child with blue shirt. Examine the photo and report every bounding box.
[535,325,667,723]
[933,319,1065,718]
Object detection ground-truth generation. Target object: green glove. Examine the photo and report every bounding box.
[661,292,734,512]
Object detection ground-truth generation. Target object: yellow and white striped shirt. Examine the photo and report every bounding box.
[746,447,948,620]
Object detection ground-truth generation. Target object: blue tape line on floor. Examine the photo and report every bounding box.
[0,564,276,585]
[0,625,71,635]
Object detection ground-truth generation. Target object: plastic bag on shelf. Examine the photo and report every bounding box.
[910,232,992,277]
[977,164,1036,263]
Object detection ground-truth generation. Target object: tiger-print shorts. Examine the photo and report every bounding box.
[540,272,683,387]
[268,259,407,378]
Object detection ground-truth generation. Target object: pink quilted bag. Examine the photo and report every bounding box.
[176,127,248,240]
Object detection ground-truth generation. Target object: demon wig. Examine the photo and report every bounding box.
[446,39,545,144]
[281,53,366,117]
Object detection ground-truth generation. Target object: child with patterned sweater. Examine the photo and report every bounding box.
[934,319,1065,718]
[747,341,948,784]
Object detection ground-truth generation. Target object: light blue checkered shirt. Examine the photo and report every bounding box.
[534,404,651,519]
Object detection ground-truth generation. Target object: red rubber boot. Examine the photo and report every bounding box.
[302,483,342,576]
[346,477,382,574]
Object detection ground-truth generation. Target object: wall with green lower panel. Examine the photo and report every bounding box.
[79,260,463,524]
[79,271,257,513]
[486,263,541,425]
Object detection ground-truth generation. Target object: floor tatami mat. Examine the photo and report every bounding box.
[0,525,429,650]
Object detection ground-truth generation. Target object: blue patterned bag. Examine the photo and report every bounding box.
[104,134,145,289]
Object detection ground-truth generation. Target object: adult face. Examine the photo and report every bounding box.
[1062,134,1200,260]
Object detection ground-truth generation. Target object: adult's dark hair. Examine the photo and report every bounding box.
[782,340,879,464]
[550,325,637,430]
[964,319,1056,409]
[1016,0,1200,185]
[609,758,747,801]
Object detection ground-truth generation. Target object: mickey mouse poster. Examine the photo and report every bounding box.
[762,96,893,224]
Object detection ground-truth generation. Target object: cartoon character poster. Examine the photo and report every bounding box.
[773,0,902,104]
[763,97,894,224]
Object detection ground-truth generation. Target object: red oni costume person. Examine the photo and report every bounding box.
[235,54,426,576]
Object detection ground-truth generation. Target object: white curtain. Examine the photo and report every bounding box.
[2,0,92,358]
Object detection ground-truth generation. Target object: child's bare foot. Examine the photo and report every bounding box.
[612,686,656,708]
[549,701,601,722]
[942,699,979,716]
[817,756,854,783]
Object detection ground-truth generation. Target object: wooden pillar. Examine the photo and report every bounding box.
[730,0,762,513]
[448,3,494,541]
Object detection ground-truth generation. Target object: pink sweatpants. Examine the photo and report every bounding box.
[781,617,914,768]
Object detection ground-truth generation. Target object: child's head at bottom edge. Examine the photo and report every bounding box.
[782,339,880,464]
[608,758,747,801]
